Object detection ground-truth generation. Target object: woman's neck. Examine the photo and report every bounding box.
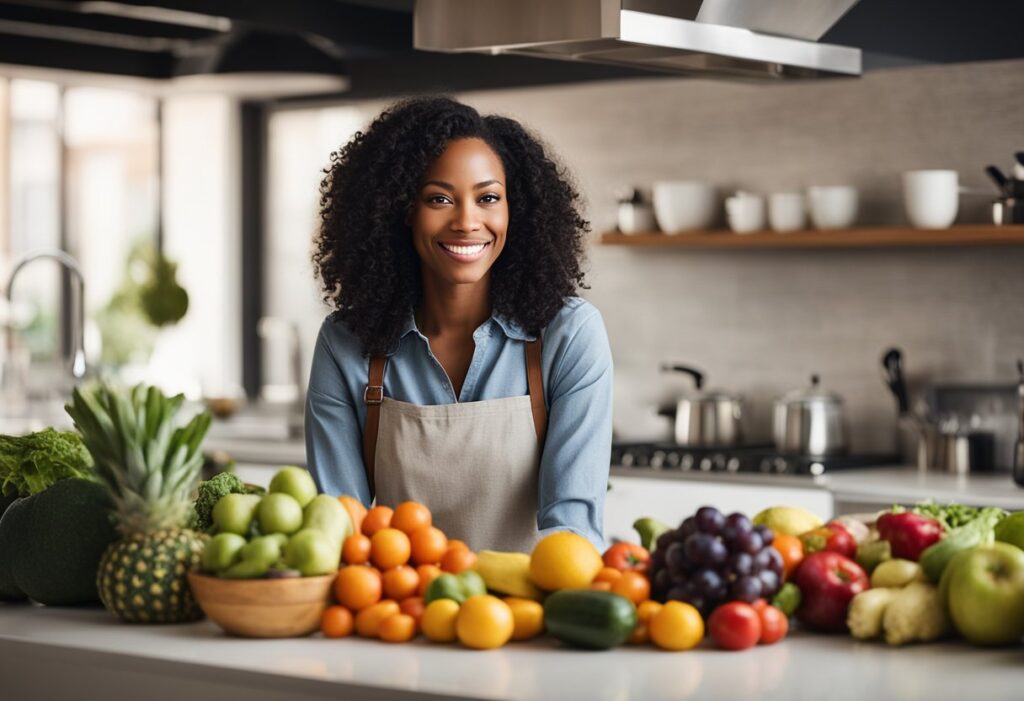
[416,274,491,337]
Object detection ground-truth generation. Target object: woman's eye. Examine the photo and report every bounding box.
[480,194,501,204]
[425,194,451,205]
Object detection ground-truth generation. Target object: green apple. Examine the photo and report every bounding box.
[284,528,341,576]
[269,466,318,508]
[994,511,1024,550]
[945,542,1024,645]
[201,532,247,573]
[257,492,304,535]
[302,494,352,545]
[221,535,286,579]
[212,493,262,535]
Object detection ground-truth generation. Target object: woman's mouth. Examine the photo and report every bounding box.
[438,240,491,262]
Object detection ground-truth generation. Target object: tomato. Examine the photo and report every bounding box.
[708,602,762,651]
[602,542,651,572]
[610,571,650,605]
[756,604,789,645]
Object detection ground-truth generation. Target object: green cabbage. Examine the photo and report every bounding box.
[0,428,94,497]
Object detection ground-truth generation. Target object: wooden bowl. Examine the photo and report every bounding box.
[188,572,335,638]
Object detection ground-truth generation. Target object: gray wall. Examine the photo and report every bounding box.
[280,58,1024,457]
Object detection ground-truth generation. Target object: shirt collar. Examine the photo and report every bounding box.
[388,308,535,356]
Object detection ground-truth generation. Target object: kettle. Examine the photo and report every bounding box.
[658,364,744,447]
[773,374,848,457]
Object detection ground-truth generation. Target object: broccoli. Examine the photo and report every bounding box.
[192,472,247,533]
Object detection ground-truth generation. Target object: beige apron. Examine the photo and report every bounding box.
[362,338,548,553]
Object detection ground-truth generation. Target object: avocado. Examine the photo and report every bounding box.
[14,479,118,606]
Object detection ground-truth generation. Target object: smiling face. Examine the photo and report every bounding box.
[409,138,509,288]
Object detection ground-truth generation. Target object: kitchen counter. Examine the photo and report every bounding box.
[2,605,1022,701]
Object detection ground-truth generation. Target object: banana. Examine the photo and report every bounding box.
[474,550,545,601]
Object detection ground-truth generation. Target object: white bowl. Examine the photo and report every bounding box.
[807,186,858,230]
[652,181,717,233]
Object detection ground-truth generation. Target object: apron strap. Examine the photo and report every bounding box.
[363,355,387,500]
[525,337,547,445]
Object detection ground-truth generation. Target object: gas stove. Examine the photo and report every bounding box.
[611,442,898,477]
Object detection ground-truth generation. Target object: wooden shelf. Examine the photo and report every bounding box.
[599,225,1024,249]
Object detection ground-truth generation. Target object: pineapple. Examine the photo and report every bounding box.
[66,382,211,623]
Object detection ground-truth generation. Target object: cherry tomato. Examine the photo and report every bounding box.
[708,602,762,651]
[757,604,789,645]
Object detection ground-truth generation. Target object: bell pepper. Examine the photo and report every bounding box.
[875,512,944,562]
[602,542,651,572]
[799,521,857,559]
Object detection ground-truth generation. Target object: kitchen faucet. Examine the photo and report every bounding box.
[2,249,87,383]
[257,316,304,438]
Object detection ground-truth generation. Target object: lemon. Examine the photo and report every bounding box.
[421,599,460,643]
[650,601,704,651]
[456,595,514,650]
[529,532,603,591]
[752,506,823,537]
[504,597,545,640]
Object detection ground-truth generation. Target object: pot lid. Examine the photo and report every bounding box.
[779,374,844,405]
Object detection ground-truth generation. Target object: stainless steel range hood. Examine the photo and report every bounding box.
[414,0,862,80]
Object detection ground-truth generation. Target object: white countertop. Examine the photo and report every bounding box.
[2,604,1022,701]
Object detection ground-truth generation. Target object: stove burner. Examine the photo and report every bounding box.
[611,442,897,476]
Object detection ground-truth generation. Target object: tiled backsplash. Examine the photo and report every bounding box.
[271,58,1024,457]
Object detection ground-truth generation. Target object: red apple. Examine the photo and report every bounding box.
[793,551,869,632]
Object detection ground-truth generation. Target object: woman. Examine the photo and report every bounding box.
[305,96,612,553]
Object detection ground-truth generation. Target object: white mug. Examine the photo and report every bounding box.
[768,192,806,232]
[807,186,858,230]
[902,170,959,229]
[725,193,766,234]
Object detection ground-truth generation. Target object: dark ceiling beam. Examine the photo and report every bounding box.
[0,31,173,76]
[0,1,223,40]
[40,0,411,55]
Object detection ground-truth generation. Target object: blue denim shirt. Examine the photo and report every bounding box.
[304,296,612,549]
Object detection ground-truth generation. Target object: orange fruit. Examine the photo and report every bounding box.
[391,501,432,535]
[440,547,477,574]
[338,495,367,535]
[422,599,460,642]
[611,571,651,605]
[446,539,470,552]
[334,565,382,611]
[628,600,662,645]
[529,532,603,591]
[416,564,443,596]
[378,613,417,643]
[456,595,514,650]
[382,565,420,601]
[342,533,371,565]
[772,533,804,580]
[410,526,448,565]
[371,528,412,570]
[593,566,624,584]
[355,600,400,638]
[589,581,612,592]
[650,601,704,651]
[321,605,354,638]
[362,505,394,537]
[399,596,425,626]
[504,597,544,641]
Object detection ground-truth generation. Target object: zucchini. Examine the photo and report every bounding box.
[543,589,637,650]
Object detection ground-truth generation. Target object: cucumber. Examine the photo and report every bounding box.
[543,589,637,650]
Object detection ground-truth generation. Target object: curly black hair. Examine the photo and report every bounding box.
[313,96,590,357]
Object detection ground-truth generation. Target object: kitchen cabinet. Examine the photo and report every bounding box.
[599,224,1024,249]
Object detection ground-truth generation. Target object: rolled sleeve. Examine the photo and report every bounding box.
[304,324,372,506]
[536,306,613,551]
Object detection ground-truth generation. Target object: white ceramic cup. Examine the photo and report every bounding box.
[768,192,807,232]
[652,181,717,233]
[725,193,766,234]
[807,185,859,230]
[902,169,959,229]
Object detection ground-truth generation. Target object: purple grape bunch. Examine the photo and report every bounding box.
[648,506,783,618]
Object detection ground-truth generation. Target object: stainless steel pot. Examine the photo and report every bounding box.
[659,364,743,447]
[773,374,848,456]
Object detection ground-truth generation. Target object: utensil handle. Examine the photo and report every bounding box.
[660,363,704,390]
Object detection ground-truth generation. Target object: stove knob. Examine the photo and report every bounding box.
[680,454,694,471]
[620,452,635,468]
[809,462,825,476]
[699,457,713,472]
[666,451,681,468]
[711,454,727,471]
[758,458,774,473]
[773,458,790,474]
[726,457,741,472]
[650,451,666,469]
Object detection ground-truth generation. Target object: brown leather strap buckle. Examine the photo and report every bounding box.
[363,385,383,405]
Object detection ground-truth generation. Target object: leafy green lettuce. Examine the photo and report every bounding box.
[0,428,94,497]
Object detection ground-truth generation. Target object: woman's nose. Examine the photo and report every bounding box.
[452,204,482,232]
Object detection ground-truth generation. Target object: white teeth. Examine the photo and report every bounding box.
[441,242,487,255]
